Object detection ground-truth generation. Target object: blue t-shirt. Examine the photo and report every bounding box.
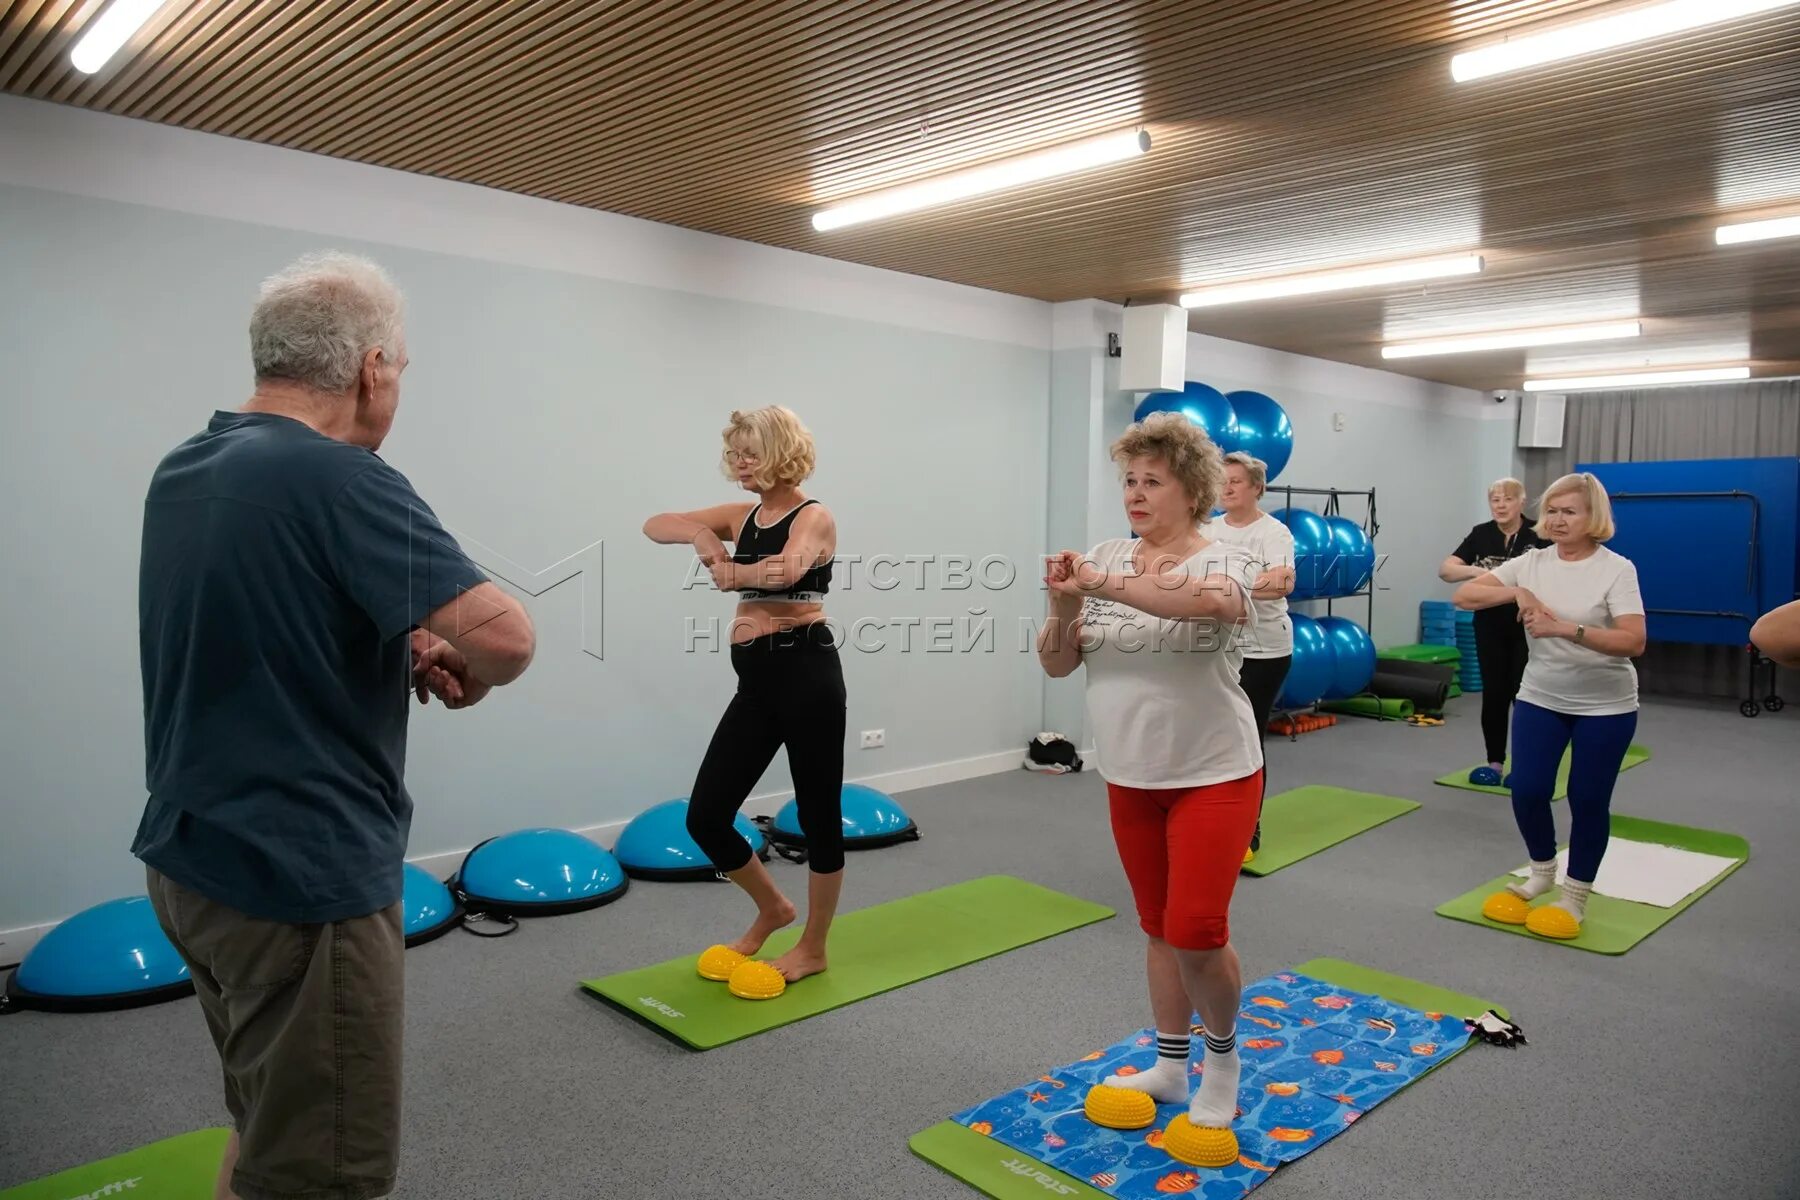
[132,411,489,923]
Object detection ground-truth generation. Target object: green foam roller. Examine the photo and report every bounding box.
[1319,696,1414,719]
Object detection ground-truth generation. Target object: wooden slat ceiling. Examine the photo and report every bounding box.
[5,0,1800,390]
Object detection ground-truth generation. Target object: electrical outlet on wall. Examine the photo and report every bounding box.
[860,729,885,749]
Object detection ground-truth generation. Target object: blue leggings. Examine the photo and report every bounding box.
[1510,700,1638,882]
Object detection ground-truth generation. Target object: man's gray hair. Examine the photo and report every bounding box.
[250,252,405,393]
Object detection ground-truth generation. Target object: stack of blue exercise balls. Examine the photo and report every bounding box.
[1279,614,1377,708]
[1132,384,1296,484]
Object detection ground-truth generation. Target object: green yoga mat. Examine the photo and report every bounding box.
[582,875,1112,1049]
[1436,814,1749,954]
[1320,696,1414,720]
[1242,786,1420,876]
[910,958,1504,1199]
[0,1129,229,1200]
[1435,742,1651,799]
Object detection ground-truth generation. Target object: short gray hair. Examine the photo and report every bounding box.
[1222,450,1268,496]
[250,252,405,393]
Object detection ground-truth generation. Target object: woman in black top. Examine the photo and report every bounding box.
[1439,478,1545,784]
[643,406,844,997]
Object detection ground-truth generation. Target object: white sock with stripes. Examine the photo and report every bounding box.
[1550,875,1593,921]
[1507,859,1559,901]
[1102,1030,1190,1103]
[1189,1027,1240,1127]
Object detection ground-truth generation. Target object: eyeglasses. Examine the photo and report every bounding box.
[726,450,760,464]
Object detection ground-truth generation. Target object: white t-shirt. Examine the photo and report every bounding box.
[1078,538,1265,788]
[1489,545,1645,716]
[1197,512,1295,658]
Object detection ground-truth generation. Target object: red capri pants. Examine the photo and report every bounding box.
[1107,771,1262,950]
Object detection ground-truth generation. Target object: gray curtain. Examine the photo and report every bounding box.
[1519,380,1800,701]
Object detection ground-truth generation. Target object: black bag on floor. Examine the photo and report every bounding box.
[1024,732,1083,774]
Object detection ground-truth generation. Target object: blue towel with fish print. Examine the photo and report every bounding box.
[951,970,1472,1199]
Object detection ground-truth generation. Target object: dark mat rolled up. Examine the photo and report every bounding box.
[1368,668,1449,712]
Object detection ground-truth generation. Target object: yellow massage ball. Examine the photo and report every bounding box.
[1526,904,1581,940]
[696,944,748,981]
[1481,891,1530,925]
[1162,1115,1238,1168]
[727,959,787,1000]
[1083,1085,1157,1130]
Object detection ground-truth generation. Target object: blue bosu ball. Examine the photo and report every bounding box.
[770,783,919,852]
[402,863,462,946]
[614,799,769,881]
[454,828,628,916]
[4,895,193,1013]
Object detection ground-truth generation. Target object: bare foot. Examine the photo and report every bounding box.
[727,897,797,956]
[768,943,828,983]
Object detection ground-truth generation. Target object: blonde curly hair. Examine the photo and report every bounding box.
[1111,411,1225,518]
[720,406,817,490]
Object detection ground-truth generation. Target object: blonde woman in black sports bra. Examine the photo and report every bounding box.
[642,406,844,998]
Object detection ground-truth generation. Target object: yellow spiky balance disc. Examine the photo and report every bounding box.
[1526,904,1581,940]
[1162,1115,1238,1168]
[1083,1085,1156,1130]
[696,945,748,981]
[727,959,787,1000]
[1481,892,1529,925]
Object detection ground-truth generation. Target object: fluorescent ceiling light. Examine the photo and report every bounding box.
[811,129,1150,232]
[1716,214,1800,245]
[1451,0,1800,82]
[71,0,170,74]
[1523,366,1751,391]
[1382,319,1642,359]
[1179,254,1484,310]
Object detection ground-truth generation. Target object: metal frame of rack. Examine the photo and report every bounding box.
[1264,484,1379,739]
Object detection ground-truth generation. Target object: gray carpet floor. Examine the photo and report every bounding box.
[3,693,1797,1199]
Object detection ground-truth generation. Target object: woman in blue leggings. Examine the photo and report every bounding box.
[1454,472,1647,940]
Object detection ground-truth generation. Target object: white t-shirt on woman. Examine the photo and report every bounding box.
[1489,545,1645,716]
[1197,512,1295,658]
[1078,537,1265,789]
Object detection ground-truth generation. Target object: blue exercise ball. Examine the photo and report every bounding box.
[5,895,193,1012]
[1323,515,1374,597]
[401,863,461,947]
[1317,616,1377,699]
[1223,390,1294,482]
[1277,614,1337,709]
[1133,382,1239,454]
[614,799,767,881]
[456,828,628,916]
[1271,507,1332,599]
[771,783,919,851]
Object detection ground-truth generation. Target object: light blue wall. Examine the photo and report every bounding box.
[0,182,1051,930]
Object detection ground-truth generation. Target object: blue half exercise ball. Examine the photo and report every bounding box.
[454,828,628,917]
[1271,507,1332,599]
[1223,390,1294,483]
[401,863,462,947]
[1323,515,1375,597]
[1277,614,1338,709]
[1317,615,1377,700]
[3,896,193,1013]
[771,783,919,852]
[1133,382,1240,454]
[614,799,769,881]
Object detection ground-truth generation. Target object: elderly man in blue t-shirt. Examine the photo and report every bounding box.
[133,251,536,1200]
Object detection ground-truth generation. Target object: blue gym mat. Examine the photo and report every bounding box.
[941,968,1477,1200]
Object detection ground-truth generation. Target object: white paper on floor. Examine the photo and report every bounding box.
[1509,838,1739,908]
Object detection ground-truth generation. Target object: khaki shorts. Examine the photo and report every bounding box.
[146,867,403,1200]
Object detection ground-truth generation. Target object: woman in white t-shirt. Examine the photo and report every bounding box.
[1454,473,1647,941]
[1037,412,1262,1166]
[1198,451,1296,863]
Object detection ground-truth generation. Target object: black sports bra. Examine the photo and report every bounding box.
[732,499,833,602]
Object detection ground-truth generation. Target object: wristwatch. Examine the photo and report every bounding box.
[1574,624,1587,644]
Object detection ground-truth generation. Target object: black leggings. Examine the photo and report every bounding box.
[1238,656,1292,847]
[687,622,848,875]
[1473,618,1529,765]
